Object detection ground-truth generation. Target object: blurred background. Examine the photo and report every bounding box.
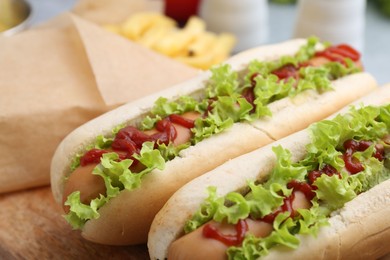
[0,2,389,258]
[3,0,390,84]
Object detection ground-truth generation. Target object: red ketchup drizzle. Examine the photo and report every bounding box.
[315,44,360,64]
[79,114,195,167]
[260,179,317,224]
[250,72,259,87]
[271,64,299,81]
[287,180,316,201]
[203,219,248,247]
[342,139,370,175]
[168,114,195,129]
[308,164,340,187]
[204,98,216,117]
[342,139,387,174]
[80,149,109,166]
[113,126,153,152]
[239,73,259,112]
[242,86,255,105]
[242,86,256,114]
[152,118,178,145]
[260,193,295,224]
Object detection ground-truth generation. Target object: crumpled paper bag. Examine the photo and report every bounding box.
[0,13,198,193]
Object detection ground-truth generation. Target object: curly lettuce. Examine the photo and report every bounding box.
[185,104,390,259]
[65,142,165,229]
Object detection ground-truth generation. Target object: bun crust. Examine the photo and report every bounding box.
[50,39,378,245]
[148,85,390,259]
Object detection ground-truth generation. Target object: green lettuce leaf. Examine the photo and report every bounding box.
[246,182,286,219]
[141,96,201,129]
[324,59,362,80]
[156,141,190,161]
[349,144,390,193]
[295,66,333,94]
[64,142,166,228]
[314,173,357,212]
[64,191,116,229]
[213,192,251,224]
[264,146,308,188]
[296,202,329,235]
[205,64,239,98]
[251,75,291,118]
[192,113,233,144]
[184,186,221,233]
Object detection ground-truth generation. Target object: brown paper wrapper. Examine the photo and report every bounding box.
[0,12,198,194]
[71,14,199,105]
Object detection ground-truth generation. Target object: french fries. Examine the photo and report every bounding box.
[104,12,236,69]
[175,33,236,70]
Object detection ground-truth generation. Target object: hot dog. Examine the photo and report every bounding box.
[50,37,377,245]
[148,85,390,259]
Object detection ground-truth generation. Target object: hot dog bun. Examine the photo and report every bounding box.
[51,38,312,206]
[50,38,377,245]
[148,84,390,259]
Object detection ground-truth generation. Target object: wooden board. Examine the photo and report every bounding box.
[2,186,390,260]
[0,186,149,259]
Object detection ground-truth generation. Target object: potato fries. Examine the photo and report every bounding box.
[121,12,176,40]
[104,12,236,69]
[175,33,236,70]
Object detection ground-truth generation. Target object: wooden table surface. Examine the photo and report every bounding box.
[2,186,390,260]
[0,186,149,260]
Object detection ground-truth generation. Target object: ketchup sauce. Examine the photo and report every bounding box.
[343,152,364,175]
[287,180,316,201]
[203,98,217,118]
[260,194,295,224]
[315,44,360,64]
[80,149,110,166]
[79,114,195,167]
[250,72,260,87]
[308,164,340,187]
[242,86,255,106]
[342,139,370,175]
[271,64,299,81]
[203,219,248,247]
[169,114,195,129]
[153,118,178,145]
[261,180,317,224]
[113,126,153,152]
